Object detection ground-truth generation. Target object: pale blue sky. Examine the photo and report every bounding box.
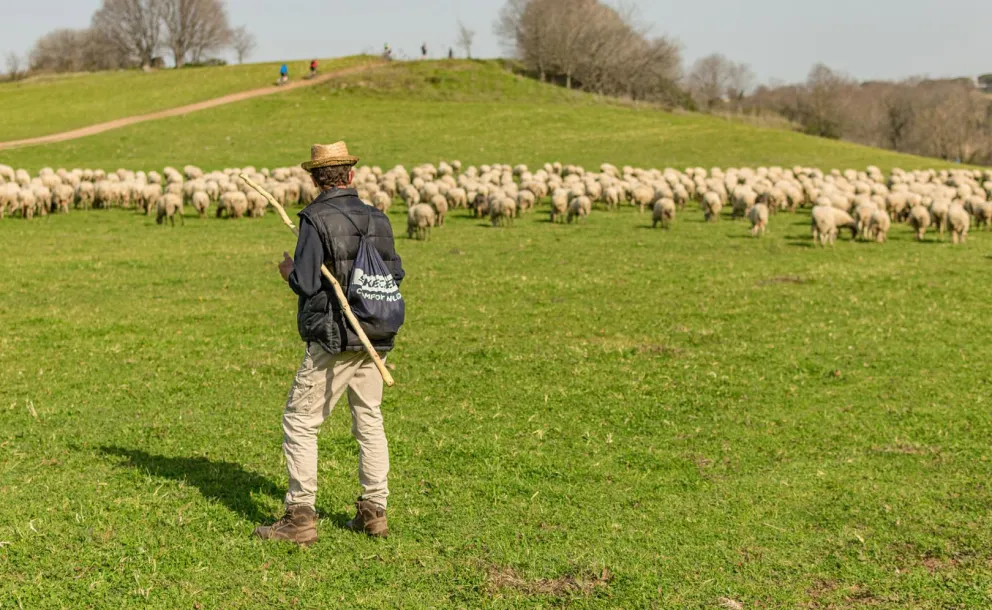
[3,0,991,83]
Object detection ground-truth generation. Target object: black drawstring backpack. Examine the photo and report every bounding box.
[329,204,405,341]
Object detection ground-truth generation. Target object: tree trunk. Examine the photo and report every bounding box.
[566,72,571,89]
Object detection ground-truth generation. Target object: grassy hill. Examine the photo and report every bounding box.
[0,56,369,142]
[0,60,969,172]
[2,58,992,608]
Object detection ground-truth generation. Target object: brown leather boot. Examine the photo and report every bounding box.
[254,505,318,546]
[345,499,388,538]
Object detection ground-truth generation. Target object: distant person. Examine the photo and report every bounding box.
[383,43,392,60]
[421,43,427,58]
[448,48,454,60]
[279,63,289,84]
[310,59,318,78]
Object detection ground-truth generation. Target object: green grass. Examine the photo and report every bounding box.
[0,60,966,172]
[0,56,371,142]
[2,201,992,608]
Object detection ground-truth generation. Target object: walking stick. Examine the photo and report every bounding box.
[240,174,395,387]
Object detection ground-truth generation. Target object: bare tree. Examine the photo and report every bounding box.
[725,61,755,104]
[162,0,230,67]
[229,25,256,64]
[686,54,731,109]
[495,0,681,101]
[801,63,855,138]
[92,0,165,68]
[456,20,476,59]
[30,29,86,73]
[5,52,25,81]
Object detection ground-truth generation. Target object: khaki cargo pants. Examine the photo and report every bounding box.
[282,343,389,510]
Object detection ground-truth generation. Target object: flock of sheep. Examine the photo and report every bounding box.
[1,161,990,245]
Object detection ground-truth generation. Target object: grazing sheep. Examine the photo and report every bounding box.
[156,194,185,226]
[491,197,517,227]
[401,184,421,207]
[17,189,37,219]
[907,205,932,241]
[652,198,676,229]
[929,199,950,235]
[748,203,769,237]
[567,196,591,224]
[140,184,161,214]
[970,200,992,230]
[407,203,436,240]
[550,188,569,223]
[371,191,392,212]
[631,185,654,213]
[192,191,210,218]
[516,189,536,214]
[811,205,856,246]
[702,191,723,222]
[732,187,757,219]
[948,203,970,244]
[247,191,267,218]
[471,193,491,219]
[446,187,468,209]
[52,184,74,214]
[867,209,891,243]
[218,191,248,219]
[430,193,448,227]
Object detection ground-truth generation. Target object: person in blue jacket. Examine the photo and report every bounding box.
[279,63,289,84]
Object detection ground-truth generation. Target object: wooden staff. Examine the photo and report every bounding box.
[240,174,395,387]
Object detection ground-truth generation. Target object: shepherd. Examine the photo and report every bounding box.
[254,142,405,544]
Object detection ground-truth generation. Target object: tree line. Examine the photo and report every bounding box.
[496,0,992,165]
[20,0,257,75]
[741,65,992,165]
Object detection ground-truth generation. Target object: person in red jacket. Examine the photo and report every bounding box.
[309,59,318,78]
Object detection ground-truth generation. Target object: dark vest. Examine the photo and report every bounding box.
[296,188,405,355]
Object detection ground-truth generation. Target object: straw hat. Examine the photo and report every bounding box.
[301,142,360,171]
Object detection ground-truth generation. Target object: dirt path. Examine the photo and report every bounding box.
[0,62,382,151]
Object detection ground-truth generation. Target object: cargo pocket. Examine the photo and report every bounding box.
[285,344,317,415]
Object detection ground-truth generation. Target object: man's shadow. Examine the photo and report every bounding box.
[101,446,282,523]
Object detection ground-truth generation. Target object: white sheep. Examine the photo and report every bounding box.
[156,194,185,226]
[550,188,569,223]
[407,203,435,240]
[430,193,448,227]
[218,191,248,219]
[948,203,970,244]
[491,197,517,227]
[652,198,675,229]
[567,196,591,224]
[192,191,210,218]
[748,203,769,237]
[867,209,891,243]
[811,205,856,246]
[631,185,654,213]
[371,191,392,212]
[929,200,950,235]
[702,191,723,222]
[907,205,932,241]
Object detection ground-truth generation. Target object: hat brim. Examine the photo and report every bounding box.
[302,156,360,171]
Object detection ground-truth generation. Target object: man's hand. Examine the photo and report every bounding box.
[279,252,294,282]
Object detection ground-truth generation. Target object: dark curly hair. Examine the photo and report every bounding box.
[309,164,355,190]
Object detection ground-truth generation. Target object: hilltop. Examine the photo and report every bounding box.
[0,59,968,172]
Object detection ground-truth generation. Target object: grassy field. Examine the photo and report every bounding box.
[2,200,992,608]
[0,60,966,172]
[0,56,369,142]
